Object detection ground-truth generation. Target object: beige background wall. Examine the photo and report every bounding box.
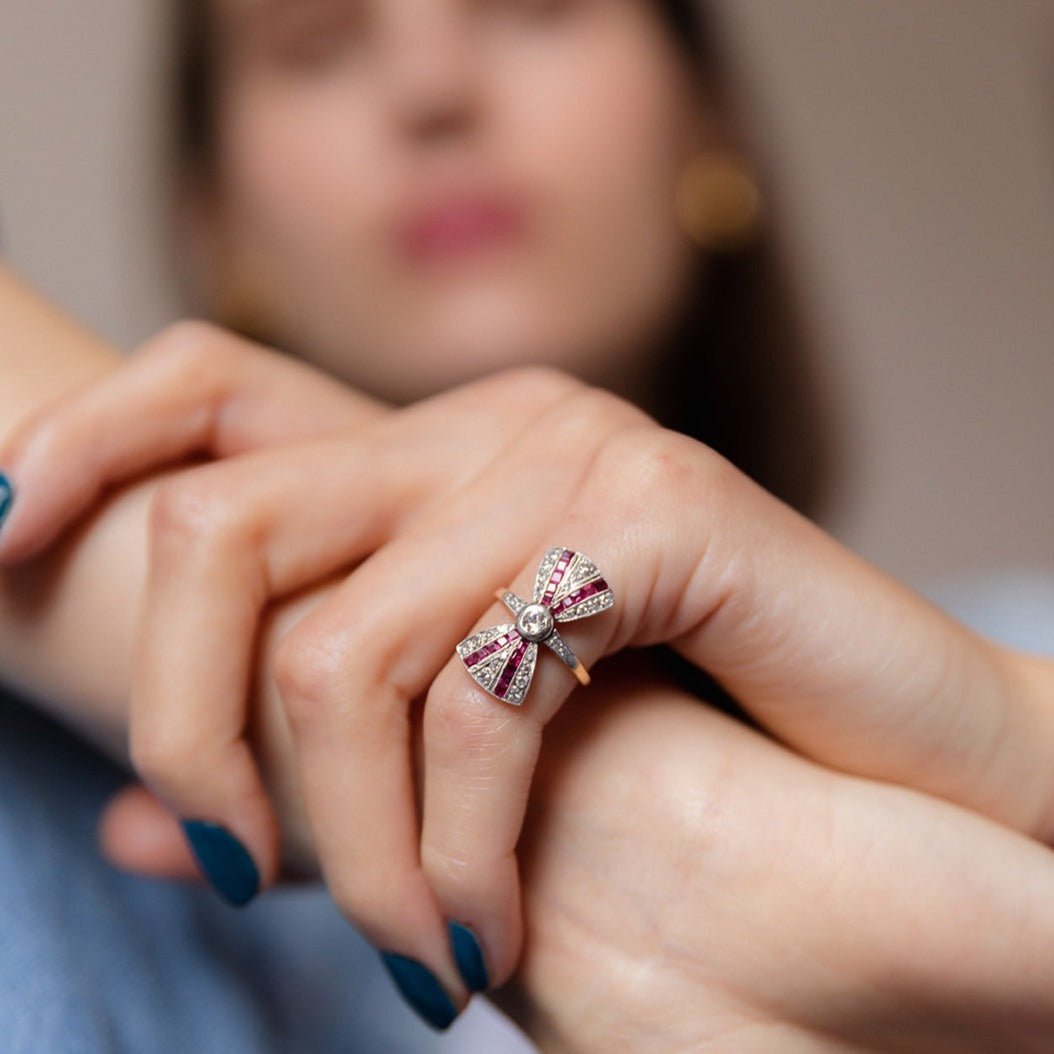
[1,1,1051,588]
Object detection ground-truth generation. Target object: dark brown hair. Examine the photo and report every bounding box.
[170,0,835,519]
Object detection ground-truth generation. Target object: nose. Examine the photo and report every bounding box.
[380,3,483,146]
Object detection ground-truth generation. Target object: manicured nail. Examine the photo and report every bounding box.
[447,919,489,992]
[379,950,459,1031]
[179,819,260,907]
[0,473,13,534]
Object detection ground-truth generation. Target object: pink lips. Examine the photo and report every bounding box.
[397,192,527,264]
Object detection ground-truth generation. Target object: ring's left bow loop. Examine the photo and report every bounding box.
[455,623,539,706]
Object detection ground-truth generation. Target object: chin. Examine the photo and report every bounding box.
[374,345,547,404]
[390,318,589,397]
[414,285,664,393]
[386,320,644,406]
[310,285,652,404]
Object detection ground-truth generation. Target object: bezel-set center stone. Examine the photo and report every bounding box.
[516,602,554,642]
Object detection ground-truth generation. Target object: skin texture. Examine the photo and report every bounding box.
[2,307,1054,1049]
[91,644,1054,1054]
[1,0,1052,1046]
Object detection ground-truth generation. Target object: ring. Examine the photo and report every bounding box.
[455,546,615,706]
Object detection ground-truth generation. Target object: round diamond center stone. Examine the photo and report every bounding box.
[516,603,554,642]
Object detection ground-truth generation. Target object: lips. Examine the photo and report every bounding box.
[397,191,527,264]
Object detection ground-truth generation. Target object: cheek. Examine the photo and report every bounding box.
[218,77,384,276]
[495,22,698,354]
[515,48,688,209]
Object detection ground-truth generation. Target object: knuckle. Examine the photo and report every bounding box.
[420,840,477,890]
[272,626,349,727]
[573,383,653,423]
[147,475,247,560]
[496,363,582,400]
[0,389,89,467]
[594,425,728,506]
[420,841,513,925]
[0,417,27,464]
[535,386,655,461]
[461,364,585,420]
[425,688,518,771]
[140,318,248,392]
[564,384,655,432]
[128,719,202,794]
[10,410,63,467]
[141,318,222,370]
[593,428,744,644]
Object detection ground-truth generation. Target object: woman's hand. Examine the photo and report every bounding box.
[508,650,1054,1053]
[0,319,389,561]
[1,321,1053,1023]
[96,648,1054,1052]
[536,652,1054,1053]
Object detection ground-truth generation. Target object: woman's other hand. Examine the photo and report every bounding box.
[0,319,388,562]
[99,649,1054,1053]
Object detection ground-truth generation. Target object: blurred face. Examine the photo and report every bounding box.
[203,0,714,403]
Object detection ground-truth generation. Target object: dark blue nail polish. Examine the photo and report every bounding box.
[0,474,13,533]
[379,950,459,1031]
[447,919,489,992]
[179,819,260,907]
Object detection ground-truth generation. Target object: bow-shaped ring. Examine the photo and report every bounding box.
[455,546,614,706]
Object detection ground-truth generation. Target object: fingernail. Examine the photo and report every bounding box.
[0,473,14,534]
[179,819,260,907]
[378,950,459,1031]
[446,919,489,992]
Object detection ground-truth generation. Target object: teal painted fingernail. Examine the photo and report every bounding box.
[447,919,489,992]
[0,473,13,533]
[179,819,260,906]
[379,950,459,1031]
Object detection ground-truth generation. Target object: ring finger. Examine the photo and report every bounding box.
[271,388,650,1016]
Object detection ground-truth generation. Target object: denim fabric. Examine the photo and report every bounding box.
[0,567,1050,1052]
